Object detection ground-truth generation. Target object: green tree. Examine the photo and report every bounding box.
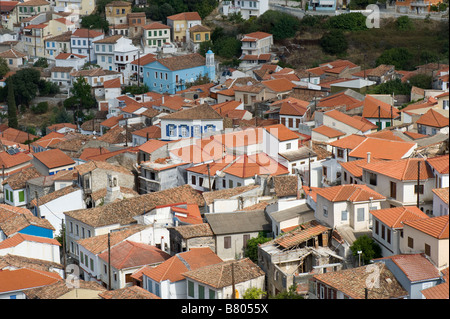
[244,232,271,263]
[320,30,348,55]
[9,68,41,107]
[33,57,49,68]
[71,76,97,110]
[368,79,412,95]
[6,80,18,129]
[80,14,109,33]
[255,10,300,40]
[243,287,267,299]
[376,47,414,70]
[396,16,414,31]
[270,283,303,299]
[214,37,241,59]
[325,12,368,31]
[408,73,433,89]
[350,235,381,265]
[0,57,9,78]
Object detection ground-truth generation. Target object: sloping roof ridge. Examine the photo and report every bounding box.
[437,217,449,239]
[176,253,191,271]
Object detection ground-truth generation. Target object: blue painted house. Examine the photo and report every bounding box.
[143,51,215,94]
[160,103,224,141]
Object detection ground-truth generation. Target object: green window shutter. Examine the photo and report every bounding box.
[198,285,205,299]
[5,189,9,201]
[19,190,25,202]
[209,289,215,299]
[9,190,13,202]
[188,281,194,297]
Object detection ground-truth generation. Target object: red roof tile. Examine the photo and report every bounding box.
[361,158,433,181]
[416,109,449,128]
[403,215,449,239]
[33,149,75,169]
[316,184,385,202]
[348,137,416,160]
[370,206,429,229]
[0,268,61,293]
[427,154,449,174]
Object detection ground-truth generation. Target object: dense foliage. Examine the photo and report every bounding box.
[376,47,414,70]
[320,30,348,55]
[80,14,110,33]
[350,235,382,265]
[238,10,300,40]
[324,13,368,31]
[244,232,271,263]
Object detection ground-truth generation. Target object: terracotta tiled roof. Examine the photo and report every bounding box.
[154,53,205,71]
[99,285,159,299]
[0,205,55,237]
[329,134,366,150]
[339,158,382,179]
[348,137,416,160]
[316,184,385,202]
[132,125,161,139]
[0,127,38,144]
[166,12,201,21]
[0,150,33,170]
[138,247,222,283]
[0,48,27,59]
[75,160,132,176]
[362,95,400,119]
[142,22,170,30]
[432,187,449,204]
[421,267,449,299]
[261,78,296,93]
[17,0,49,6]
[72,28,104,38]
[187,153,289,179]
[241,31,272,41]
[0,268,61,294]
[361,158,433,181]
[2,166,41,190]
[162,103,222,120]
[365,130,405,142]
[416,108,449,128]
[33,148,75,169]
[377,254,440,282]
[183,258,264,289]
[0,233,60,250]
[98,240,171,270]
[403,215,449,239]
[312,125,345,138]
[272,175,298,198]
[313,263,407,299]
[171,223,214,239]
[29,185,80,208]
[427,154,449,174]
[130,53,157,66]
[324,109,377,132]
[370,206,429,229]
[0,254,63,273]
[25,280,106,299]
[65,185,204,228]
[93,35,122,44]
[263,123,300,141]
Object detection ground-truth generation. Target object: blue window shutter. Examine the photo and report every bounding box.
[166,124,170,137]
[191,126,194,137]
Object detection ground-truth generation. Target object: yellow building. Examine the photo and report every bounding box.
[166,11,202,43]
[105,1,132,26]
[188,24,211,52]
[8,0,51,27]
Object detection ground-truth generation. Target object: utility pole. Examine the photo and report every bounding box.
[378,105,381,131]
[61,219,67,280]
[417,160,421,208]
[231,262,236,299]
[108,232,112,290]
[207,163,212,192]
[308,152,312,192]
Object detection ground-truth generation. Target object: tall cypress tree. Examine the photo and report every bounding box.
[7,80,18,129]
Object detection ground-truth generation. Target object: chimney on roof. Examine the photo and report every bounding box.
[367,152,371,164]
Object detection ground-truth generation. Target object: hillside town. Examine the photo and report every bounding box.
[0,0,448,301]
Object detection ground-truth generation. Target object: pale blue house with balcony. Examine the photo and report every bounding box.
[142,51,215,94]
